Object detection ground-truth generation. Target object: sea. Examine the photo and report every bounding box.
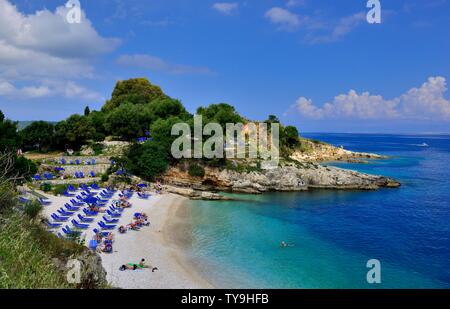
[183,133,450,288]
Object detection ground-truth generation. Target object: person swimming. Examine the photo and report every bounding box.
[280,241,294,248]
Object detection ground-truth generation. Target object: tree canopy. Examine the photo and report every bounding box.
[102,78,166,111]
[197,103,244,127]
[0,110,21,152]
[20,121,55,152]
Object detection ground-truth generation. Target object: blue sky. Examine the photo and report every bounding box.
[0,0,449,133]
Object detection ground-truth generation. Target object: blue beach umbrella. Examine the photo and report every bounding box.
[84,196,98,204]
[137,184,148,188]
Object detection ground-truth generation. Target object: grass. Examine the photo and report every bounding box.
[0,211,83,288]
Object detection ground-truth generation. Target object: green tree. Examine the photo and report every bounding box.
[0,110,21,152]
[20,121,55,152]
[149,97,191,120]
[84,106,90,116]
[104,103,152,140]
[282,125,300,147]
[54,115,95,150]
[265,115,280,124]
[197,103,244,128]
[102,78,166,111]
[150,116,185,152]
[127,141,169,181]
[87,111,107,141]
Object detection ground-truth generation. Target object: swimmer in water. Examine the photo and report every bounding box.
[280,241,294,248]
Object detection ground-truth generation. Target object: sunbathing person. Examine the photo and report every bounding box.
[101,243,113,253]
[119,259,158,272]
[95,231,103,242]
[127,222,140,230]
[89,205,106,213]
[106,232,114,241]
[138,259,158,272]
[118,226,127,234]
[120,201,131,208]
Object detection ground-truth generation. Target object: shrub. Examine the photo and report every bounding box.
[0,212,84,288]
[101,173,109,182]
[188,164,205,178]
[24,201,42,219]
[127,141,169,181]
[92,143,104,155]
[52,185,67,196]
[0,182,16,213]
[40,183,52,192]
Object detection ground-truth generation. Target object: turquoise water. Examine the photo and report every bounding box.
[184,134,450,288]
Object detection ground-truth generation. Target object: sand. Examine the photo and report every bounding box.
[39,189,213,289]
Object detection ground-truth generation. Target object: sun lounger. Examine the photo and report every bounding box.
[72,219,89,229]
[67,185,77,192]
[46,221,62,229]
[75,159,81,165]
[57,209,74,217]
[19,197,30,204]
[102,216,119,224]
[91,183,101,190]
[33,175,41,181]
[64,204,79,212]
[83,208,98,217]
[137,192,150,199]
[63,226,81,236]
[71,199,84,206]
[109,206,124,213]
[78,214,94,223]
[52,213,69,222]
[106,210,121,218]
[39,198,51,205]
[98,221,116,230]
[93,228,110,238]
[63,190,75,197]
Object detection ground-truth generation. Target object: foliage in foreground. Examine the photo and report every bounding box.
[0,211,83,288]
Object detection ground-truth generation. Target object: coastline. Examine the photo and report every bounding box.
[99,193,213,289]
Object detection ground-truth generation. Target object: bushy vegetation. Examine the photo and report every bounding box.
[2,77,303,184]
[23,201,43,219]
[188,163,206,178]
[126,141,169,181]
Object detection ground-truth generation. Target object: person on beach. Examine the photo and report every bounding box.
[118,226,127,234]
[119,259,158,272]
[95,231,102,242]
[102,243,113,253]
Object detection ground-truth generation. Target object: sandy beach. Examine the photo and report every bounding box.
[40,190,213,289]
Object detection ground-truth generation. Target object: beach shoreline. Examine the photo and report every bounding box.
[40,190,213,289]
[99,193,213,289]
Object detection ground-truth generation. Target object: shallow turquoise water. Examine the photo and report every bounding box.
[184,134,450,288]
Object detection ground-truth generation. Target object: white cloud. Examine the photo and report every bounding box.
[265,7,300,31]
[289,77,450,121]
[0,79,103,101]
[0,0,118,101]
[286,0,306,8]
[305,12,366,44]
[212,2,239,15]
[117,54,212,75]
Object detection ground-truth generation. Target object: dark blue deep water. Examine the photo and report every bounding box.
[185,134,450,288]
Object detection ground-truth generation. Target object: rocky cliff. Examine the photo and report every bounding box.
[291,139,386,163]
[163,163,400,194]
